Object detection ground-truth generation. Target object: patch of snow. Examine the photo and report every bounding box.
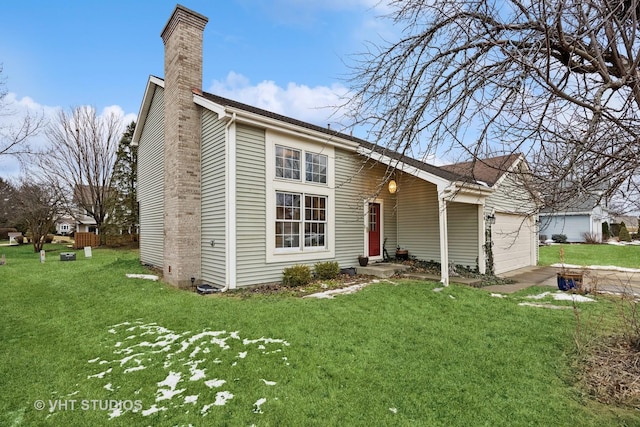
[158,371,182,389]
[108,407,122,419]
[205,379,226,388]
[518,302,572,310]
[87,368,112,379]
[449,295,456,299]
[213,391,234,406]
[433,287,444,292]
[88,357,100,363]
[389,407,398,414]
[201,403,214,415]
[253,397,267,413]
[490,293,507,298]
[126,273,159,281]
[552,292,595,302]
[303,282,370,299]
[124,365,146,373]
[142,404,166,416]
[156,387,186,402]
[104,383,114,391]
[237,351,247,359]
[261,379,277,386]
[527,292,551,300]
[550,263,640,273]
[184,395,198,404]
[527,291,596,303]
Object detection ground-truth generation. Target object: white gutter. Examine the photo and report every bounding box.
[221,112,237,292]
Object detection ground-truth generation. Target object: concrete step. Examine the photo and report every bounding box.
[356,262,411,278]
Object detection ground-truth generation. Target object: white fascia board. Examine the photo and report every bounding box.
[131,76,165,146]
[192,96,359,151]
[493,154,525,188]
[193,94,227,120]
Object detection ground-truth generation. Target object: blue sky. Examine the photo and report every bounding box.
[0,0,391,178]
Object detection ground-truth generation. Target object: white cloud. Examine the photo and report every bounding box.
[207,72,353,131]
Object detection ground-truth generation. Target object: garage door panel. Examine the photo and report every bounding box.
[493,213,535,275]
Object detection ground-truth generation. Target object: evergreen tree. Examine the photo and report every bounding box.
[111,122,138,234]
[619,222,631,242]
[602,222,610,241]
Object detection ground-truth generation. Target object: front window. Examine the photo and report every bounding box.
[275,192,301,248]
[275,146,301,180]
[305,152,327,184]
[275,191,326,250]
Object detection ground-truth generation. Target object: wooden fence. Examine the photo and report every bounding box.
[74,232,100,249]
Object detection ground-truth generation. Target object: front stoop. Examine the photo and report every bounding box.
[357,262,412,278]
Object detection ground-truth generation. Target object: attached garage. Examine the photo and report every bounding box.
[443,154,540,276]
[492,213,537,275]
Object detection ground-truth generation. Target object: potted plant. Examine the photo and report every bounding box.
[395,246,409,260]
[556,246,583,291]
[358,255,369,267]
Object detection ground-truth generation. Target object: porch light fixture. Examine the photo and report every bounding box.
[486,212,496,225]
[388,179,397,194]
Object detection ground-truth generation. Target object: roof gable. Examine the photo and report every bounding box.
[441,154,524,187]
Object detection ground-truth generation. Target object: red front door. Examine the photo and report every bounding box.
[368,203,381,257]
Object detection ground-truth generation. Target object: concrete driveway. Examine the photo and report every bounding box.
[483,265,640,295]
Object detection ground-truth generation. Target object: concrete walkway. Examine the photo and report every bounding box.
[359,261,640,295]
[484,265,640,295]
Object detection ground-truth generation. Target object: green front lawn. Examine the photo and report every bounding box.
[0,243,637,426]
[539,243,640,269]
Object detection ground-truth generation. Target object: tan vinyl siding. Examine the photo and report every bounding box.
[235,124,269,286]
[447,202,480,269]
[335,153,398,264]
[397,174,440,261]
[137,87,165,268]
[200,110,226,285]
[233,137,398,287]
[487,173,537,214]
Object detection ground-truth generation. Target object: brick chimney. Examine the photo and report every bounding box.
[161,5,208,287]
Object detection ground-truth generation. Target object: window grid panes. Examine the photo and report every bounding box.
[304,195,327,247]
[275,146,301,180]
[275,192,301,248]
[305,152,327,184]
[275,192,327,250]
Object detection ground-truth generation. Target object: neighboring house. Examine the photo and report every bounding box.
[538,187,611,242]
[132,5,539,289]
[55,215,75,235]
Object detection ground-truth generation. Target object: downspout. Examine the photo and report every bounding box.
[438,186,449,286]
[220,111,237,292]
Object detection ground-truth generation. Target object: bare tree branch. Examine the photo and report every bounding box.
[346,0,640,211]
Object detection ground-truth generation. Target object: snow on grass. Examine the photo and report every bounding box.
[213,391,234,406]
[69,321,290,421]
[253,397,267,413]
[527,291,596,303]
[204,379,226,388]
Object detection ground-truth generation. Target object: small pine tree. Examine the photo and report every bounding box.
[619,223,631,242]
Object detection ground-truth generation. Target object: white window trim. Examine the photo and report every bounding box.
[266,130,335,263]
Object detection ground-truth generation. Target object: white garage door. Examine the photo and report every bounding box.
[492,213,536,275]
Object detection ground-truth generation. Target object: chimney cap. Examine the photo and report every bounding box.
[161,4,208,43]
